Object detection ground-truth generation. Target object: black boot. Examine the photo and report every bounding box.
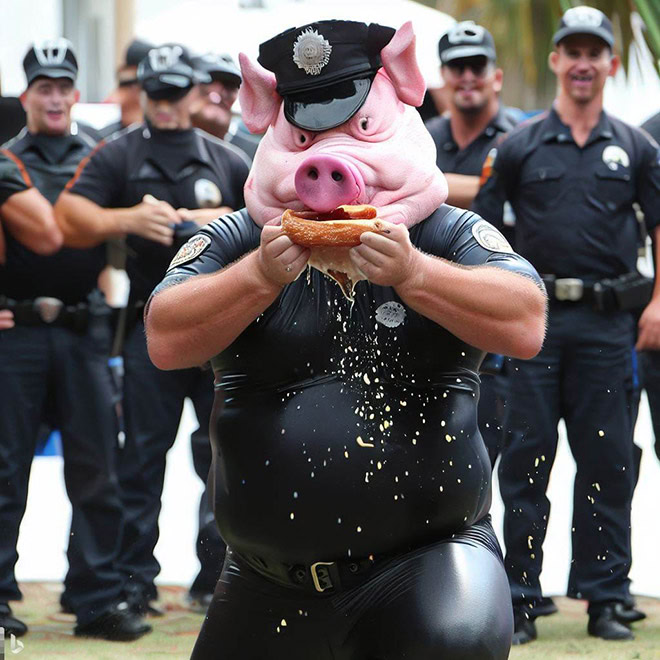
[534,596,558,617]
[512,607,537,645]
[0,603,27,637]
[588,604,634,641]
[613,601,646,624]
[74,601,152,641]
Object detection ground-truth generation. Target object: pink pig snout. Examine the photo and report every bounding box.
[294,155,364,213]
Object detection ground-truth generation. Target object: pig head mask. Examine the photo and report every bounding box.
[239,21,448,230]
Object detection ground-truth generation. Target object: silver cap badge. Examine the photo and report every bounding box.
[292,28,332,76]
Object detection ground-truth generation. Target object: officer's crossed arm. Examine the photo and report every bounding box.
[54,190,181,248]
[175,206,234,225]
[443,173,482,209]
[1,188,63,255]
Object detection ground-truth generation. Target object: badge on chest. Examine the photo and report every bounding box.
[194,178,222,208]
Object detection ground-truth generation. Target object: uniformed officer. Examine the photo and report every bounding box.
[638,110,660,461]
[473,7,660,643]
[0,39,151,641]
[190,52,260,159]
[99,38,154,139]
[55,43,251,615]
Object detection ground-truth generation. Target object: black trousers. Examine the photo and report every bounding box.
[191,520,513,660]
[638,350,660,461]
[0,318,124,625]
[499,302,636,611]
[118,322,225,598]
[478,369,509,469]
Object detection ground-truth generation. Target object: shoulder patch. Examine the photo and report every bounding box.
[168,234,211,270]
[472,220,514,254]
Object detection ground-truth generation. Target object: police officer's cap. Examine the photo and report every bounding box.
[193,53,242,87]
[124,39,154,68]
[553,7,614,48]
[438,21,496,64]
[23,39,78,86]
[258,20,395,132]
[138,44,211,101]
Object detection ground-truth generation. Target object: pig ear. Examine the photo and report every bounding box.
[380,21,426,107]
[238,53,281,134]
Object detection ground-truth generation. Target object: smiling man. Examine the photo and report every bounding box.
[473,6,660,645]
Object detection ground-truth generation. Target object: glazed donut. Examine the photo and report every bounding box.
[282,205,384,248]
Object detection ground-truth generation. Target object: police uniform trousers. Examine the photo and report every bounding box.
[191,519,513,660]
[499,301,637,611]
[637,350,660,461]
[0,315,124,625]
[118,320,224,599]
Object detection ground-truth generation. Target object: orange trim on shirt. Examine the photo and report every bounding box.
[0,148,33,187]
[65,139,107,191]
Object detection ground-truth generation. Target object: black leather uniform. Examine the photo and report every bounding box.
[68,122,250,603]
[155,204,542,658]
[473,108,660,615]
[426,105,516,467]
[0,129,124,626]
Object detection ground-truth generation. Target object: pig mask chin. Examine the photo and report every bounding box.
[239,22,448,230]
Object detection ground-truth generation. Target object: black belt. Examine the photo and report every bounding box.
[0,295,90,331]
[235,550,382,594]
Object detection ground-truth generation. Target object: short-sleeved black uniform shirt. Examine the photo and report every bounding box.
[472,108,660,279]
[1,128,102,304]
[68,122,251,303]
[425,106,515,175]
[155,205,542,563]
[0,150,30,204]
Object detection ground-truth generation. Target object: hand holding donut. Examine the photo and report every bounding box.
[257,221,310,288]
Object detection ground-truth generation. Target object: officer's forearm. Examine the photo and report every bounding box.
[146,250,282,370]
[188,206,233,226]
[55,191,140,247]
[1,188,63,254]
[395,253,547,359]
[443,173,481,209]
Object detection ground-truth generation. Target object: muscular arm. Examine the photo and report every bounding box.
[443,173,481,209]
[351,223,546,359]
[146,225,310,370]
[1,188,62,254]
[55,190,178,248]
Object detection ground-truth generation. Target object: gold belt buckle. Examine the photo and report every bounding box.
[310,561,335,593]
[33,297,64,323]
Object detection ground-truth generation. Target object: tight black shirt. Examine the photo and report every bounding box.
[1,129,104,304]
[68,122,250,303]
[0,150,29,204]
[155,205,541,564]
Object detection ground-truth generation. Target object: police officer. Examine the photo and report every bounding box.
[55,43,251,615]
[638,110,660,461]
[100,38,154,139]
[473,7,660,643]
[190,52,260,160]
[0,39,151,641]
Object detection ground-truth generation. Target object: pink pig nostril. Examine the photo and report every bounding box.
[295,154,364,213]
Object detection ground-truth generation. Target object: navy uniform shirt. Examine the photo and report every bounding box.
[472,107,660,279]
[0,150,30,204]
[68,122,251,303]
[642,111,660,145]
[425,106,515,175]
[0,129,104,304]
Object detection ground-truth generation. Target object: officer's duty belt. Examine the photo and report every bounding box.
[0,295,89,332]
[235,550,382,595]
[542,273,653,312]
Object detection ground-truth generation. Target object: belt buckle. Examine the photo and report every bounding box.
[33,297,64,323]
[310,561,335,593]
[554,278,583,302]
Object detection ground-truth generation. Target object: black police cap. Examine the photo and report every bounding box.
[23,38,78,86]
[138,43,211,101]
[438,21,496,64]
[553,6,614,48]
[258,20,395,132]
[192,53,242,87]
[124,38,154,67]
